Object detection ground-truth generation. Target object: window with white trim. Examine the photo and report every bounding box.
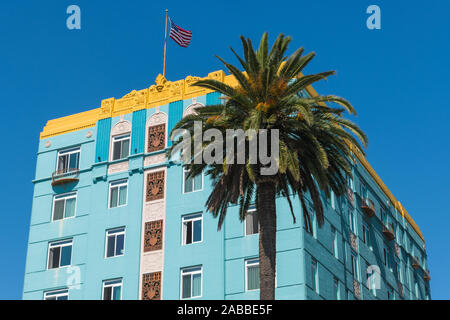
[362,222,370,247]
[311,258,318,293]
[52,192,76,221]
[183,168,203,193]
[245,259,260,291]
[102,279,122,300]
[109,179,128,208]
[181,266,202,299]
[348,209,356,233]
[333,277,340,300]
[112,134,130,161]
[182,213,202,245]
[105,228,125,258]
[48,239,72,269]
[57,147,80,173]
[331,226,338,259]
[44,289,69,300]
[245,208,258,236]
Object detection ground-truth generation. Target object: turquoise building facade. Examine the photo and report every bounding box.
[23,71,431,300]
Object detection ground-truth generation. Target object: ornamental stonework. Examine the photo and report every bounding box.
[353,280,361,300]
[142,272,161,300]
[350,232,358,252]
[148,124,166,153]
[146,171,165,202]
[144,220,163,252]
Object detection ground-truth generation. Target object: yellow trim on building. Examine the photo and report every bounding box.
[305,85,424,242]
[40,70,424,242]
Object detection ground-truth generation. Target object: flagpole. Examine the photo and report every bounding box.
[162,9,168,78]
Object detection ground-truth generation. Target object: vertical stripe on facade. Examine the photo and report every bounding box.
[95,118,111,163]
[131,109,146,155]
[167,100,183,146]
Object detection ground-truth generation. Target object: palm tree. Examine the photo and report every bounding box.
[168,33,368,300]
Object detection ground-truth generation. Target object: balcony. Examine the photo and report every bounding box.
[382,223,395,241]
[360,197,375,217]
[51,168,79,186]
[411,257,420,270]
[424,270,431,282]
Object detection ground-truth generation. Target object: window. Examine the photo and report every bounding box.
[348,209,355,233]
[44,289,69,300]
[102,279,122,300]
[360,181,368,199]
[346,174,353,190]
[311,258,318,293]
[333,277,340,300]
[57,147,80,172]
[245,209,258,236]
[331,227,338,258]
[181,266,202,299]
[351,252,359,280]
[245,259,260,291]
[362,222,370,247]
[387,285,394,300]
[112,134,130,161]
[182,214,202,245]
[48,239,72,269]
[380,206,387,225]
[383,248,388,266]
[330,191,336,210]
[52,193,76,221]
[183,168,203,193]
[105,228,125,258]
[109,180,128,208]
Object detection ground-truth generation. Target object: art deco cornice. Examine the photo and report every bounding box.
[40,70,238,139]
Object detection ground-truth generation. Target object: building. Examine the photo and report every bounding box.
[23,71,431,300]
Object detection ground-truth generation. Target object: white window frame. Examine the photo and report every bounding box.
[245,208,259,236]
[181,213,203,245]
[108,179,128,208]
[44,288,69,300]
[333,277,340,300]
[362,222,370,248]
[330,190,336,210]
[348,209,356,233]
[351,252,359,281]
[56,147,80,172]
[311,258,319,293]
[102,279,123,300]
[47,239,73,270]
[105,227,126,258]
[245,259,260,292]
[182,168,204,194]
[52,192,77,221]
[332,227,338,259]
[180,266,203,299]
[111,134,131,161]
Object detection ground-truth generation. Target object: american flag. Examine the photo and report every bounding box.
[168,17,192,48]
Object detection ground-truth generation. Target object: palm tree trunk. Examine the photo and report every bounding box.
[257,181,277,300]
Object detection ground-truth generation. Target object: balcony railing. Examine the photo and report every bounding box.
[424,270,431,282]
[360,197,375,217]
[411,256,420,270]
[382,223,395,241]
[51,168,79,186]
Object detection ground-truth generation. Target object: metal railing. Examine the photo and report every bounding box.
[51,168,79,185]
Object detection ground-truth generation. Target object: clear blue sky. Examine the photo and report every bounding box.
[1,0,448,300]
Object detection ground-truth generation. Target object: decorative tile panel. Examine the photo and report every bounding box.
[144,220,163,252]
[353,280,361,300]
[142,272,161,300]
[350,232,358,252]
[146,171,165,202]
[147,124,166,153]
